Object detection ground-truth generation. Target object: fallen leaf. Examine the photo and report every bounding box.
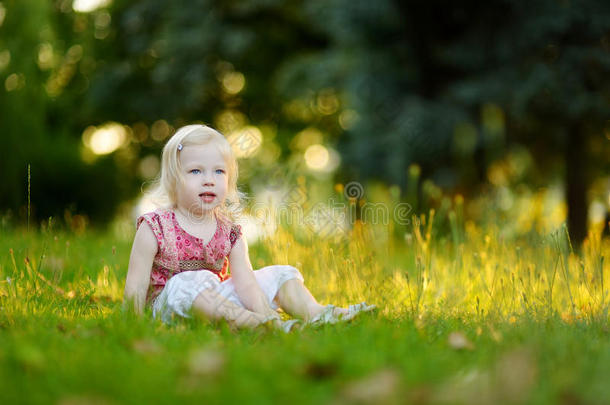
[302,360,338,380]
[131,339,161,355]
[187,347,225,377]
[340,368,401,404]
[433,347,536,405]
[434,368,493,405]
[488,325,502,342]
[448,331,474,350]
[494,348,537,403]
[57,395,114,405]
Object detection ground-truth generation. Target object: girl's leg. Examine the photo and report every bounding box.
[192,287,268,329]
[275,279,349,321]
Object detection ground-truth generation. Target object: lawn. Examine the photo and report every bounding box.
[0,207,608,405]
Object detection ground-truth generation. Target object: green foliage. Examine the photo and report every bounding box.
[88,0,322,124]
[0,0,136,226]
[276,0,610,186]
[2,0,609,236]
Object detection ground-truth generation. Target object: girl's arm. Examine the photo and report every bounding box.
[228,236,280,320]
[123,222,157,314]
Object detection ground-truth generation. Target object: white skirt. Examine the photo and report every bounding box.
[152,265,304,324]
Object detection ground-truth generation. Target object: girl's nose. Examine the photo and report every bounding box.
[202,175,214,186]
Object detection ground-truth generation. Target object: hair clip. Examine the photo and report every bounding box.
[177,143,183,151]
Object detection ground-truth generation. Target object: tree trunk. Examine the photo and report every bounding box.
[565,125,588,246]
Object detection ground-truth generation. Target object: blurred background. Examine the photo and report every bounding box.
[1,0,609,245]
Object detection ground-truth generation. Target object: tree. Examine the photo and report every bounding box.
[0,0,136,226]
[274,0,610,244]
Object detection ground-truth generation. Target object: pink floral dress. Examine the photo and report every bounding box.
[137,208,242,305]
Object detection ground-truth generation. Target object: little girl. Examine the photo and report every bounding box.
[123,124,375,332]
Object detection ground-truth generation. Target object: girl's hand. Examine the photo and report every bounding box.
[259,313,282,329]
[249,313,282,331]
[229,237,279,316]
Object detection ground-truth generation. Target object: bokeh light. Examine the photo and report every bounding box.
[45,45,83,97]
[72,0,111,13]
[0,3,5,27]
[238,214,267,244]
[94,10,112,39]
[291,127,323,151]
[283,98,314,122]
[138,155,160,179]
[339,109,359,130]
[134,194,157,219]
[589,200,607,225]
[228,126,263,158]
[221,71,245,95]
[215,109,247,135]
[82,122,127,155]
[37,43,55,70]
[304,144,329,170]
[4,73,24,92]
[0,50,10,71]
[304,144,341,172]
[316,88,339,115]
[150,120,171,141]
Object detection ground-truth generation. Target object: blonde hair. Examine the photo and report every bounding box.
[146,124,243,220]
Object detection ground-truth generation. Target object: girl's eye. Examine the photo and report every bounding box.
[190,169,201,174]
[215,169,226,175]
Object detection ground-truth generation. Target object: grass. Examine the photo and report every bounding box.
[0,198,609,404]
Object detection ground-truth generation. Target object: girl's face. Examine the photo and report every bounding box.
[176,143,228,216]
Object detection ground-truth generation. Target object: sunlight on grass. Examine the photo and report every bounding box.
[1,186,608,324]
[0,184,608,404]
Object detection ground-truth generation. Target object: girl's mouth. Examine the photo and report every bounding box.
[199,192,216,203]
